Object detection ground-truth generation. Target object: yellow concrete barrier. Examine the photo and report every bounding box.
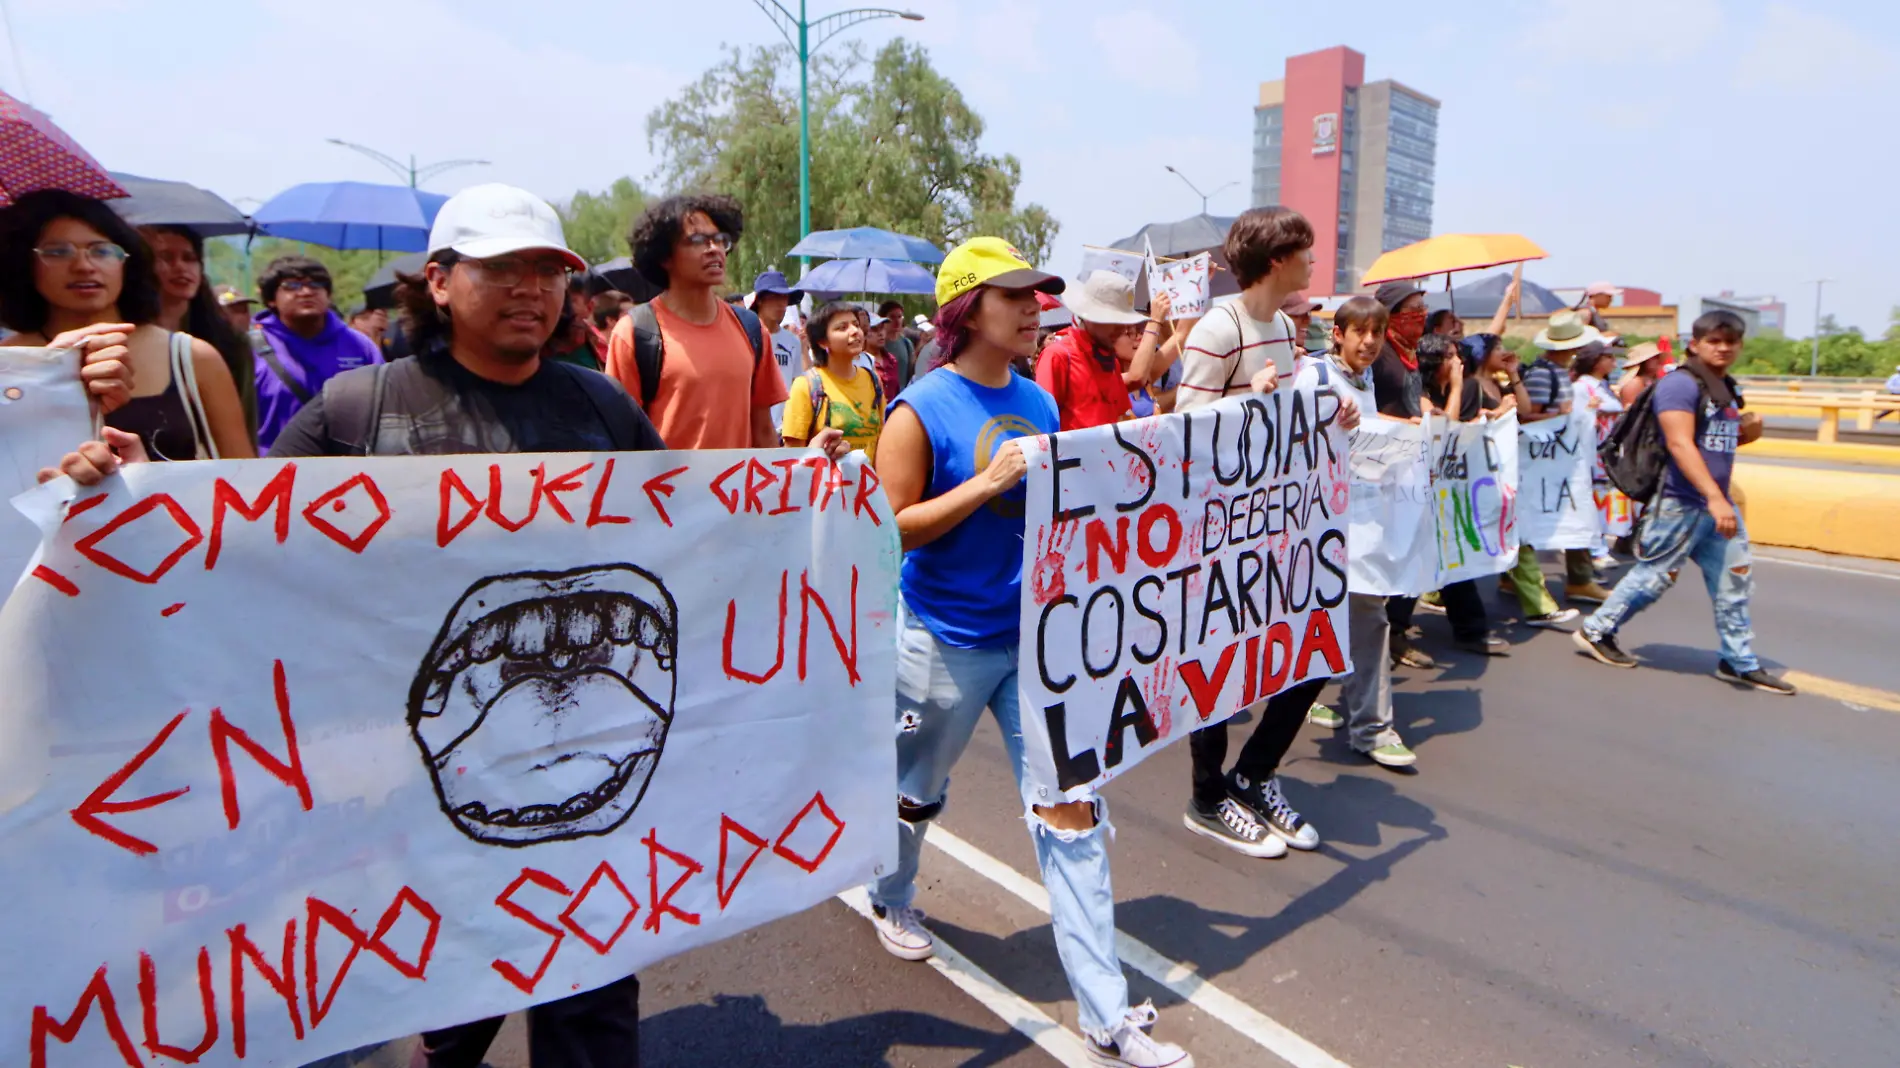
[1733,461,1900,561]
[1741,439,1900,468]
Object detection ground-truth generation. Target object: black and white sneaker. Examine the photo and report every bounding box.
[1228,772,1320,851]
[1572,628,1638,668]
[1525,607,1581,630]
[1716,661,1797,695]
[1182,798,1285,858]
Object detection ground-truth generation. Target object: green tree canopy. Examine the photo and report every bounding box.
[644,39,1057,294]
[204,238,394,310]
[558,178,649,265]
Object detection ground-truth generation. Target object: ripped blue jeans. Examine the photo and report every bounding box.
[1582,495,1759,672]
[867,613,1130,1039]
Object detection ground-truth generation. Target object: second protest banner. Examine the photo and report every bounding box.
[1430,412,1521,585]
[1517,403,1600,550]
[1017,390,1351,800]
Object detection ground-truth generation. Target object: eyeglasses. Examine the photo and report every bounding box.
[33,242,128,266]
[465,257,573,292]
[682,232,735,252]
[278,279,328,294]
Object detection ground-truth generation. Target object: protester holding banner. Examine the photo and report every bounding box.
[1368,281,1441,668]
[1617,340,1666,408]
[1517,310,1611,606]
[1034,270,1164,430]
[1462,332,1530,415]
[144,224,260,438]
[869,237,1194,1068]
[0,190,255,463]
[1574,311,1794,695]
[1418,334,1511,657]
[780,299,884,460]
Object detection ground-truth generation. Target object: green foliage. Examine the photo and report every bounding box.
[644,39,1057,295]
[1886,304,1900,343]
[1731,327,1900,378]
[558,178,648,265]
[203,237,395,309]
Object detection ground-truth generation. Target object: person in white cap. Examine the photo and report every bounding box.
[1033,269,1168,429]
[1575,280,1621,342]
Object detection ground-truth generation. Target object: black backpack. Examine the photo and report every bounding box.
[626,300,768,410]
[1599,364,1736,500]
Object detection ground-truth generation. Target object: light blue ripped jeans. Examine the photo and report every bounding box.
[867,613,1130,1039]
[1582,495,1760,672]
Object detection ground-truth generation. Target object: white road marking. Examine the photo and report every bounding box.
[835,887,1095,1068]
[926,826,1355,1068]
[1753,553,1900,580]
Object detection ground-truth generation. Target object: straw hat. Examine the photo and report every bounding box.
[1622,341,1663,369]
[1533,309,1604,351]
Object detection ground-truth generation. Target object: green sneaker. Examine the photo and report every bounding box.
[1306,703,1344,729]
[1360,741,1417,768]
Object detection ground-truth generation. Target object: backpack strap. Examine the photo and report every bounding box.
[320,362,391,456]
[252,327,313,405]
[628,302,665,411]
[550,361,651,449]
[803,367,831,431]
[732,303,767,369]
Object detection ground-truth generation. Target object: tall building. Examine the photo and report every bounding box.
[1252,46,1439,295]
[1699,291,1787,335]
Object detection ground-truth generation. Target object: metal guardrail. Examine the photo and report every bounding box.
[1738,375,1888,390]
[1743,390,1900,442]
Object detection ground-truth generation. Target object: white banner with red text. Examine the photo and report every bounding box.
[0,346,92,598]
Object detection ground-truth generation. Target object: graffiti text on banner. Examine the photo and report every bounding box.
[0,451,899,1068]
[1345,416,1437,597]
[1516,404,1600,550]
[1430,412,1521,586]
[1016,389,1351,800]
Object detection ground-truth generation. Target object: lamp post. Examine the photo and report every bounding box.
[750,2,923,250]
[1164,166,1237,215]
[1807,278,1832,377]
[325,139,491,189]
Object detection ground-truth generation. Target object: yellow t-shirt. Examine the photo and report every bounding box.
[780,363,883,461]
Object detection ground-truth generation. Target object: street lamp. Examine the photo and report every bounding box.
[1807,278,1832,377]
[325,139,491,189]
[1165,166,1237,215]
[750,2,924,248]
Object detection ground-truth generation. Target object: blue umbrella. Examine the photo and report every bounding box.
[108,172,251,237]
[252,181,448,252]
[798,258,936,296]
[786,226,944,265]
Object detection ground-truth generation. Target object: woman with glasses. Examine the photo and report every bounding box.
[143,224,260,441]
[0,190,254,461]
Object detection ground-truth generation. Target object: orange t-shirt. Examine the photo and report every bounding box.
[604,299,789,449]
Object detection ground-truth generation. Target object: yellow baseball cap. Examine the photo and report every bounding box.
[935,236,1064,307]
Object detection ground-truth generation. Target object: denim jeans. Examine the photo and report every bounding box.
[867,615,1130,1039]
[1582,496,1759,672]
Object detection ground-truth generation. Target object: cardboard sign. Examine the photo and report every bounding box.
[1078,246,1143,286]
[0,450,899,1068]
[1517,402,1601,550]
[0,347,92,595]
[1150,253,1212,321]
[1017,390,1351,799]
[1430,413,1521,585]
[1346,416,1436,597]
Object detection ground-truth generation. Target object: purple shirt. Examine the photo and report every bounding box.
[252,310,383,449]
[1653,367,1740,503]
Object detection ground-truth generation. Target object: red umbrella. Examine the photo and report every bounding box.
[0,91,126,205]
[1035,291,1064,311]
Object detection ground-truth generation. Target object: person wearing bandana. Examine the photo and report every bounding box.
[1369,281,1435,670]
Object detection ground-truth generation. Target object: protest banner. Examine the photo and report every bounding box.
[1346,416,1436,597]
[1016,389,1351,799]
[1516,403,1600,550]
[1430,412,1521,586]
[0,449,899,1068]
[1150,252,1212,321]
[0,347,92,596]
[1595,484,1633,538]
[1078,246,1143,286]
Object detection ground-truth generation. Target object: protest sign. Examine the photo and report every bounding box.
[1346,416,1436,597]
[0,347,92,595]
[1430,412,1521,586]
[1078,246,1142,286]
[1150,252,1212,321]
[1017,389,1351,799]
[0,450,899,1068]
[1516,403,1600,550]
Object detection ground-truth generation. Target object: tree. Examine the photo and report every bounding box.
[558,178,648,265]
[203,238,394,308]
[645,40,1057,294]
[1885,304,1900,343]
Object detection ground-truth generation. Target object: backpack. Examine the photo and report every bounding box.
[794,365,883,442]
[1599,363,1738,501]
[626,300,767,410]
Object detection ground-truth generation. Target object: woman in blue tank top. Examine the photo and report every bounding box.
[860,238,1194,1068]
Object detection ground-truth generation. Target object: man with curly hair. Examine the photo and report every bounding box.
[603,194,787,449]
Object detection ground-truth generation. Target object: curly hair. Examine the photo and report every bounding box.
[0,189,160,334]
[628,193,744,291]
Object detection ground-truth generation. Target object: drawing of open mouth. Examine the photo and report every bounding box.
[407,564,678,847]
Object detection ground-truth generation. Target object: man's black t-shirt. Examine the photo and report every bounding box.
[268,341,665,458]
[1370,341,1423,419]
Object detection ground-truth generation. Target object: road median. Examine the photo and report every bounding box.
[1733,460,1900,561]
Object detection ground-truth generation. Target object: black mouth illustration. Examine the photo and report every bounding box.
[408,565,678,847]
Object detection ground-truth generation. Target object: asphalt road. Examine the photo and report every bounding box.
[341,549,1900,1068]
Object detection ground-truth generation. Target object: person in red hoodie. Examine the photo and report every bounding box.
[1034,270,1167,429]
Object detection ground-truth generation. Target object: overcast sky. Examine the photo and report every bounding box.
[12,0,1895,334]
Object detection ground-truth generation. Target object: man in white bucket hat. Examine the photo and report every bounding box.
[1033,269,1169,429]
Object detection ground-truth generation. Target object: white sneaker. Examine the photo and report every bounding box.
[869,902,934,961]
[1087,1017,1194,1067]
[1182,798,1286,858]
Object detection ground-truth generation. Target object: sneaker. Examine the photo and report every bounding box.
[1086,1018,1194,1068]
[1571,628,1638,668]
[1716,661,1797,695]
[1389,640,1438,670]
[1228,772,1320,851]
[1182,798,1285,858]
[1592,553,1618,570]
[1416,597,1446,615]
[1566,582,1613,605]
[1453,635,1511,656]
[1524,607,1580,630]
[1358,741,1418,768]
[1307,703,1345,729]
[868,902,935,961]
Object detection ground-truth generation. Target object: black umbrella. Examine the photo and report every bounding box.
[1423,271,1567,318]
[587,257,662,303]
[1108,212,1241,305]
[361,251,429,310]
[107,172,250,237]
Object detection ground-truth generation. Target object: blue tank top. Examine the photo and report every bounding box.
[894,366,1059,649]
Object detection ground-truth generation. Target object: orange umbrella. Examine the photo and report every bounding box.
[1359,233,1546,287]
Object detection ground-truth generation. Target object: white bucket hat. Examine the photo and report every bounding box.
[1062,270,1148,326]
[1533,309,1604,351]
